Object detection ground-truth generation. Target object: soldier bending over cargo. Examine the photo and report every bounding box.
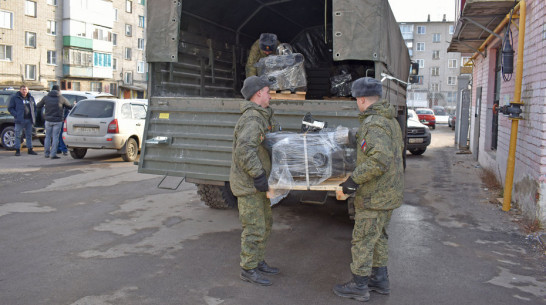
[245,33,280,77]
[335,77,404,302]
[230,76,281,286]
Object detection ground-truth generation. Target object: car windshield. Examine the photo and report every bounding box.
[416,109,434,115]
[70,100,114,118]
[433,108,447,115]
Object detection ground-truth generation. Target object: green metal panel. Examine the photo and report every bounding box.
[63,36,92,49]
[138,97,360,183]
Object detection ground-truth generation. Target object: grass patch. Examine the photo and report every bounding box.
[479,168,503,198]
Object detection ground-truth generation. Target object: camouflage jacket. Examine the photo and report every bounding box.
[229,100,279,197]
[245,39,279,77]
[352,99,404,210]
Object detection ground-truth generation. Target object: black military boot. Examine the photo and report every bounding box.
[240,268,272,286]
[333,274,370,302]
[369,266,390,294]
[257,261,279,275]
[28,148,37,155]
[15,149,21,156]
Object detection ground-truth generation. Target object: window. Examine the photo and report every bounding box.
[448,59,457,68]
[433,33,441,43]
[447,76,457,86]
[0,10,13,29]
[93,52,112,67]
[406,41,413,49]
[125,24,132,36]
[137,61,145,73]
[25,64,36,80]
[64,49,93,67]
[138,16,145,28]
[0,44,12,61]
[109,83,118,96]
[131,104,147,119]
[93,27,112,42]
[400,24,413,34]
[416,76,424,85]
[138,38,144,50]
[47,20,57,35]
[90,82,102,92]
[416,42,425,51]
[25,1,37,17]
[416,59,424,68]
[47,50,56,65]
[73,82,81,91]
[432,50,440,60]
[124,71,133,84]
[461,57,471,67]
[408,49,413,57]
[125,47,132,60]
[121,103,132,119]
[47,0,57,5]
[431,67,439,76]
[126,0,133,13]
[25,32,37,48]
[417,26,426,34]
[113,58,117,70]
[113,8,118,21]
[48,81,57,89]
[112,33,118,46]
[446,91,457,103]
[431,83,439,92]
[139,0,146,5]
[449,25,454,34]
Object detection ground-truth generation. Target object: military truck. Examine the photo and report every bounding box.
[138,0,412,209]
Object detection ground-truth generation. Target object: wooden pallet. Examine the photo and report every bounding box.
[266,175,351,201]
[269,90,306,100]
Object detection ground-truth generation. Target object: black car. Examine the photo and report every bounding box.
[406,109,432,155]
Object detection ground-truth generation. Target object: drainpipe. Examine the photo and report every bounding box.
[501,0,526,211]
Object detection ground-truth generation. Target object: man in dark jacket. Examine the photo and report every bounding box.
[8,85,38,156]
[36,85,72,159]
[334,77,404,302]
[230,76,281,286]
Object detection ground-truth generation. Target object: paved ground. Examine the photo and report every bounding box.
[0,125,544,305]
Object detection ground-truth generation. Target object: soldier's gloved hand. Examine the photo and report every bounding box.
[253,171,269,192]
[340,176,358,195]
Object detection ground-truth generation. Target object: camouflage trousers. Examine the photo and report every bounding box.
[350,208,393,276]
[238,192,272,270]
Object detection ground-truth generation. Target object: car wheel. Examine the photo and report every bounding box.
[70,148,87,159]
[121,138,138,162]
[1,126,16,150]
[431,125,435,130]
[409,148,426,155]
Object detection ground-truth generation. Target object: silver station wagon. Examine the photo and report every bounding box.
[63,98,148,162]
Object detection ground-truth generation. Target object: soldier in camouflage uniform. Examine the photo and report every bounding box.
[230,76,282,286]
[334,77,404,302]
[245,33,280,77]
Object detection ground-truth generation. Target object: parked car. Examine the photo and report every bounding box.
[63,98,148,162]
[432,105,449,124]
[0,89,47,149]
[449,113,456,130]
[60,91,115,105]
[406,109,431,155]
[415,108,436,129]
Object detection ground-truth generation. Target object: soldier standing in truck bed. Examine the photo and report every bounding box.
[230,76,282,286]
[335,77,404,302]
[245,33,280,77]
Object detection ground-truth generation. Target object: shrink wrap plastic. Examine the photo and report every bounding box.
[256,54,307,91]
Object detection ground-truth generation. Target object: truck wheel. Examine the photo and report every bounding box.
[197,183,237,209]
[121,138,138,162]
[409,148,426,155]
[1,126,16,150]
[70,148,87,159]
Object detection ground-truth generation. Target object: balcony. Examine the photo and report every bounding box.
[448,0,518,53]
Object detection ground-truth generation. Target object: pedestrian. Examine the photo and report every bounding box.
[56,101,72,156]
[230,76,281,286]
[36,85,72,159]
[245,33,279,77]
[8,85,38,156]
[334,77,404,302]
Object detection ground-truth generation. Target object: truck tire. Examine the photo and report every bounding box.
[197,183,237,209]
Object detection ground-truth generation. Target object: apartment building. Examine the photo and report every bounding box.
[399,17,468,110]
[0,0,146,98]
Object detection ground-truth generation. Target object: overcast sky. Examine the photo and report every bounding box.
[388,0,456,23]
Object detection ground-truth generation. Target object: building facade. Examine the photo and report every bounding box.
[400,18,467,111]
[449,0,546,225]
[0,0,146,98]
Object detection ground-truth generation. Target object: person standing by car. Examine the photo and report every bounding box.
[8,85,38,156]
[230,76,281,286]
[36,85,72,159]
[334,77,404,302]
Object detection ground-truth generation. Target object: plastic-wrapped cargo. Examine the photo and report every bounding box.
[265,127,356,198]
[255,53,307,92]
[330,73,353,97]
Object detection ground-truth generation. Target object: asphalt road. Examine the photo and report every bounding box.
[0,125,544,305]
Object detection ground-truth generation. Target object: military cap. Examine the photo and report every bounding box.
[351,77,382,98]
[241,76,271,100]
[259,33,278,52]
